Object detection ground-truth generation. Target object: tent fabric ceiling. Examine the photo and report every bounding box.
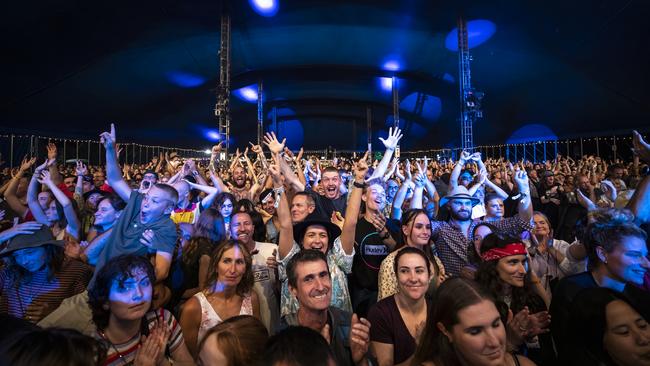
[1,0,648,149]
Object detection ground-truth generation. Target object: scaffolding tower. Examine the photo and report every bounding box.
[216,11,231,158]
[457,16,484,151]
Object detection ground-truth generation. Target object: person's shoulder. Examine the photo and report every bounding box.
[513,354,536,366]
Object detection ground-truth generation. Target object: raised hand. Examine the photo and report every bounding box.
[139,229,155,248]
[212,142,223,155]
[75,160,87,176]
[513,169,530,192]
[47,143,57,161]
[354,151,369,181]
[632,130,650,163]
[99,123,117,149]
[469,152,482,162]
[378,127,403,151]
[296,147,304,162]
[249,142,263,154]
[263,132,286,154]
[349,313,371,364]
[404,159,413,181]
[37,170,54,186]
[266,249,279,271]
[459,150,472,164]
[19,157,37,172]
[268,163,282,186]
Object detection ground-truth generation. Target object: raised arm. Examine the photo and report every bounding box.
[450,151,472,189]
[340,152,368,255]
[4,157,37,218]
[38,170,81,239]
[513,169,533,223]
[270,157,293,259]
[392,160,414,220]
[26,160,51,225]
[46,143,63,186]
[100,124,132,201]
[410,160,428,210]
[627,130,650,223]
[184,179,220,208]
[367,127,402,181]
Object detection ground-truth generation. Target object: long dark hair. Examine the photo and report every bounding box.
[182,208,225,266]
[88,255,156,330]
[1,327,107,366]
[466,222,499,267]
[7,244,65,287]
[474,234,545,313]
[411,277,505,366]
[567,288,648,365]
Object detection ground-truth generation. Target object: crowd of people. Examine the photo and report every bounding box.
[0,123,649,366]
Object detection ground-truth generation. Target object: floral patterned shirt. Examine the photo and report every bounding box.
[278,237,354,316]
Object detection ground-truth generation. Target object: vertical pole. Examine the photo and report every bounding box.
[63,140,67,163]
[580,138,584,157]
[595,137,600,157]
[366,107,372,154]
[9,134,14,169]
[523,143,526,162]
[543,141,547,161]
[257,80,263,146]
[29,136,34,158]
[533,143,536,163]
[87,141,91,164]
[76,141,79,160]
[392,76,400,156]
[613,136,617,161]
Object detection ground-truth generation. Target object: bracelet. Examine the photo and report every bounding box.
[353,181,367,189]
[273,187,285,209]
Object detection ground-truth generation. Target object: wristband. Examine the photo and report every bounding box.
[353,181,367,189]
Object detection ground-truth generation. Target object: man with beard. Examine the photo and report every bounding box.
[229,210,280,333]
[260,188,280,242]
[431,169,533,276]
[349,179,399,317]
[229,165,257,201]
[310,128,402,219]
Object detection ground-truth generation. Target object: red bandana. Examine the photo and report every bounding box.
[481,243,527,262]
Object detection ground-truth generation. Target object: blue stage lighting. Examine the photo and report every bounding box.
[507,124,557,144]
[379,77,393,92]
[445,20,496,51]
[249,0,279,17]
[165,71,205,88]
[205,130,221,141]
[382,60,401,71]
[233,85,258,103]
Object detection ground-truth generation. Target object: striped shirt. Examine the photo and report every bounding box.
[0,258,92,322]
[94,308,184,366]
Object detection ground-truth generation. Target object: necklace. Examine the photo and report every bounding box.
[99,330,140,366]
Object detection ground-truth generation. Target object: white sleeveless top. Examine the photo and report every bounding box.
[194,291,253,343]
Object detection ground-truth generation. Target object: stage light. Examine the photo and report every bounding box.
[205,130,221,141]
[445,20,497,51]
[233,85,258,103]
[249,0,278,17]
[165,71,205,88]
[379,77,393,91]
[382,60,401,71]
[204,149,212,155]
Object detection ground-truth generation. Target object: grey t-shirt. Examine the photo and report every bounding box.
[91,191,177,285]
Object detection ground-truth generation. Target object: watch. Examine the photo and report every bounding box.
[380,230,391,240]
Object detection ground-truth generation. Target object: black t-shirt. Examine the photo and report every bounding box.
[351,217,400,291]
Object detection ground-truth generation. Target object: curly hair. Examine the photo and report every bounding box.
[475,234,546,314]
[584,208,647,270]
[87,255,156,331]
[466,222,499,267]
[203,241,254,297]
